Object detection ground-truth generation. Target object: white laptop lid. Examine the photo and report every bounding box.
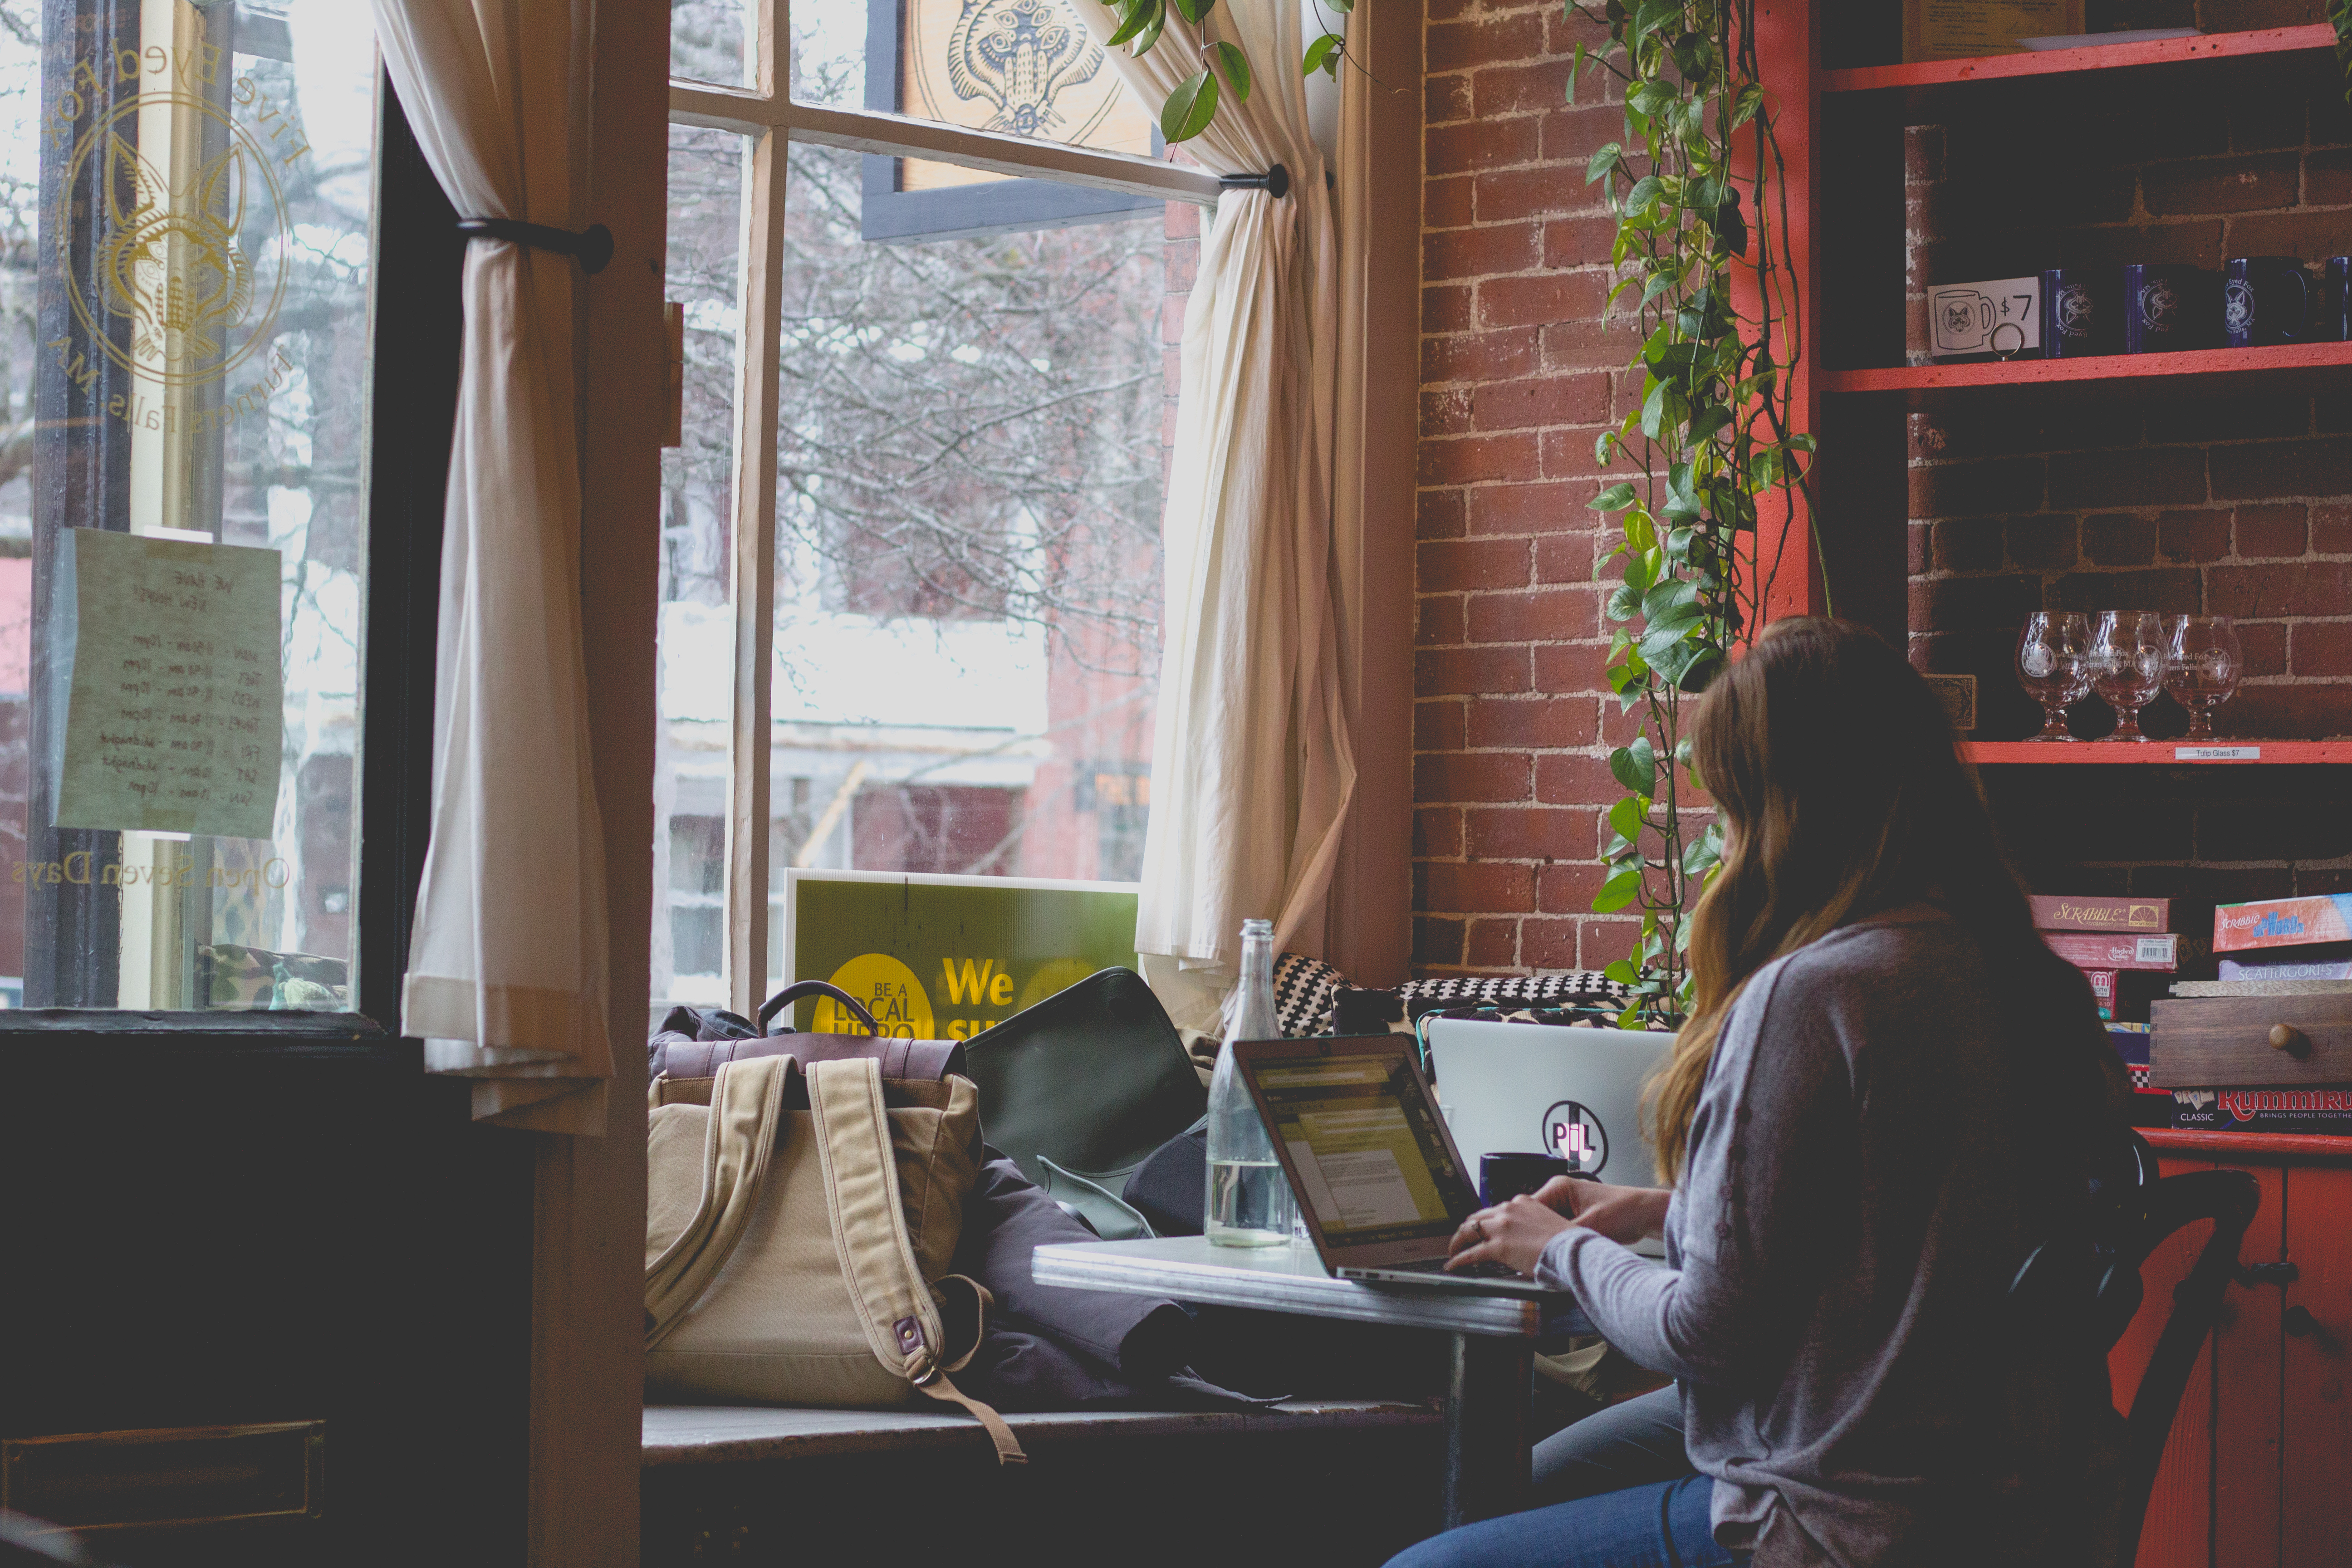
[1426,1018,1672,1255]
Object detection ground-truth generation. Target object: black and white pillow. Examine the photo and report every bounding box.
[1264,954,1631,1037]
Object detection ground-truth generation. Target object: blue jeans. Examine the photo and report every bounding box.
[1384,1474,1745,1568]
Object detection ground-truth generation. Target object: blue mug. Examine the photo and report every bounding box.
[2040,267,2114,358]
[2223,256,2310,348]
[2124,263,2215,354]
[2321,257,2352,343]
[1479,1151,1577,1206]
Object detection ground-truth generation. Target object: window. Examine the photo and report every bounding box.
[0,0,379,1010]
[657,0,1221,1012]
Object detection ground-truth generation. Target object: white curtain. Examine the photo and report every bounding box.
[372,0,612,1133]
[1079,0,1357,1034]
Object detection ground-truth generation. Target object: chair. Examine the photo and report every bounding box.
[2011,1129,2261,1568]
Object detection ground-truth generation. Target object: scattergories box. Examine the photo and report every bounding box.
[2213,894,2352,953]
[2171,1085,2352,1135]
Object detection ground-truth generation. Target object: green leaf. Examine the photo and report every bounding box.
[1213,39,1252,100]
[1107,0,1157,48]
[1132,0,1169,53]
[1623,173,1663,215]
[1172,0,1213,24]
[1603,959,1642,985]
[1593,867,1644,914]
[1587,144,1623,187]
[1611,736,1657,796]
[1568,41,1587,106]
[1302,30,1344,76]
[1326,0,1353,10]
[1161,68,1218,143]
[1590,481,1638,512]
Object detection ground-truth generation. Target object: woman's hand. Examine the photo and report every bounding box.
[1445,1193,1574,1278]
[1532,1177,1672,1245]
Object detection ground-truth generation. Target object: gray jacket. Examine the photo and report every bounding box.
[1539,907,2121,1568]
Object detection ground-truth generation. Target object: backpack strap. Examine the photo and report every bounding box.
[804,1057,1026,1465]
[644,1054,789,1349]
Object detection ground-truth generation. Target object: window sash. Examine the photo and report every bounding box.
[669,0,1201,1014]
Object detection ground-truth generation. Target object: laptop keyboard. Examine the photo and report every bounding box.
[1383,1258,1522,1280]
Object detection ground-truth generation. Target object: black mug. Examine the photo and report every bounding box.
[1479,1152,1576,1207]
[2223,256,2310,348]
[2319,257,2352,343]
[2124,263,2214,353]
[2040,267,2114,358]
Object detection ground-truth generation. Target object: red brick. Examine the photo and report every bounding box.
[1425,176,1475,231]
[1578,920,1640,973]
[1414,806,1464,859]
[1934,517,2005,573]
[1417,594,1464,647]
[1425,73,1474,127]
[1540,317,1637,371]
[1472,373,1611,432]
[2293,621,2352,676]
[2006,516,2078,571]
[1418,489,1467,540]
[1470,481,1584,536]
[1421,388,1474,439]
[1542,213,1617,269]
[1426,13,1547,74]
[1426,116,1542,177]
[2223,211,2352,265]
[2211,439,2352,500]
[1422,328,1540,385]
[2048,449,2208,510]
[2307,147,2352,206]
[1465,919,1520,969]
[1539,106,1621,164]
[1911,458,2046,517]
[1906,126,1945,185]
[1415,750,1533,804]
[2159,510,2233,562]
[1418,860,1537,914]
[1519,917,1582,970]
[1536,532,1603,583]
[1419,536,1533,592]
[1534,640,1611,694]
[2239,621,2288,677]
[1535,751,1621,805]
[1415,700,1466,754]
[1480,271,1609,329]
[2082,514,2157,567]
[1467,696,1597,750]
[2050,570,2202,616]
[1537,862,1610,915]
[2207,561,2352,617]
[1417,645,1533,697]
[1470,58,1574,119]
[1412,916,1465,967]
[1420,433,1542,486]
[1425,222,1541,281]
[1475,167,1585,223]
[2211,683,2352,740]
[2142,153,2300,216]
[1540,428,1616,483]
[1465,807,1585,860]
[2316,505,2352,553]
[1423,284,1474,335]
[1911,574,2043,630]
[1467,587,1588,643]
[2234,504,2309,558]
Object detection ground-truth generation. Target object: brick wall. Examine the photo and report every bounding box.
[1415,0,1634,978]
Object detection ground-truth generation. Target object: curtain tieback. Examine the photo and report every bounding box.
[455,217,614,274]
[1217,165,1290,199]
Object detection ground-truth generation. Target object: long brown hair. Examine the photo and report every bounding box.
[1649,618,2053,1180]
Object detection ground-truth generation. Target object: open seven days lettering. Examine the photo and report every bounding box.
[15,852,288,892]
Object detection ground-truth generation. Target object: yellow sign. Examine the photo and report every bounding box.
[818,952,937,1039]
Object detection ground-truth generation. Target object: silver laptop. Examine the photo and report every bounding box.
[1426,1016,1672,1259]
[1229,1035,1553,1297]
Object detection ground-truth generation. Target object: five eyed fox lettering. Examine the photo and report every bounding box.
[96,132,254,369]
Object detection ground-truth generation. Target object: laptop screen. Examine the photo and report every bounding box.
[1247,1049,1481,1250]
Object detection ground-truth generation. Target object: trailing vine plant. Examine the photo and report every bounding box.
[2331,0,2352,100]
[1090,0,1360,143]
[1569,0,1817,1027]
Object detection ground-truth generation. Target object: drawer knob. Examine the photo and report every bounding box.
[2269,1024,2310,1057]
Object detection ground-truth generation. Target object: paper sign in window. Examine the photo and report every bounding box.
[50,529,284,840]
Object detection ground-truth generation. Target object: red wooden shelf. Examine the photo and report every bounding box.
[1822,24,2333,94]
[1966,741,2352,764]
[1820,339,2352,402]
[2144,1127,2352,1159]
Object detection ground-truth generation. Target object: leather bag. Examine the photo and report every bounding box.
[960,968,1205,1238]
[644,1051,1024,1463]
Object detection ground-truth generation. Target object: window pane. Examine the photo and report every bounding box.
[671,0,751,89]
[653,124,745,1013]
[768,143,1165,887]
[791,0,1156,200]
[4,0,375,1009]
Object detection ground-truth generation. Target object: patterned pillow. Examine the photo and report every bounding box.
[1268,953,1632,1037]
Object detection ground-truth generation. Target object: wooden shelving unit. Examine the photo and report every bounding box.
[1965,740,2352,765]
[1821,339,2352,403]
[1821,23,2334,95]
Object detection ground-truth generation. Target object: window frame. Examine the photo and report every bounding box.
[0,66,458,1049]
[668,0,1223,1016]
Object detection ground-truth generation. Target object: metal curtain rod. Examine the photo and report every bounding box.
[1216,163,1290,199]
[455,217,615,274]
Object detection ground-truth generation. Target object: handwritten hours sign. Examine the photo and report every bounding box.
[53,529,283,839]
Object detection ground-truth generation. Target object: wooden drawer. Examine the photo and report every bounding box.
[2149,994,2352,1086]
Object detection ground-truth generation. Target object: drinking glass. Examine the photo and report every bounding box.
[2088,610,2168,740]
[2015,612,2092,741]
[2164,615,2243,739]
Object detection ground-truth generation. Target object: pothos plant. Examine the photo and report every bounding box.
[1569,0,1817,1027]
[1090,0,1359,143]
[2332,1,2352,98]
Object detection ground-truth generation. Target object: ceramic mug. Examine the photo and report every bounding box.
[2124,263,2214,354]
[2041,267,2114,358]
[2222,256,2310,348]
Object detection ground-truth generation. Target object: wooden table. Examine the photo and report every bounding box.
[1034,1235,1558,1527]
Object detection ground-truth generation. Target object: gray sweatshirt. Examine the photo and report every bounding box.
[1537,907,2120,1568]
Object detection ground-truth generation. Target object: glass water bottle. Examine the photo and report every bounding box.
[1204,918,1297,1247]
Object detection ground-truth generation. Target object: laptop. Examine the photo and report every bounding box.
[1426,1016,1671,1259]
[1229,1034,1553,1297]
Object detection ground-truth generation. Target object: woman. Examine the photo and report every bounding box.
[1392,619,2127,1568]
